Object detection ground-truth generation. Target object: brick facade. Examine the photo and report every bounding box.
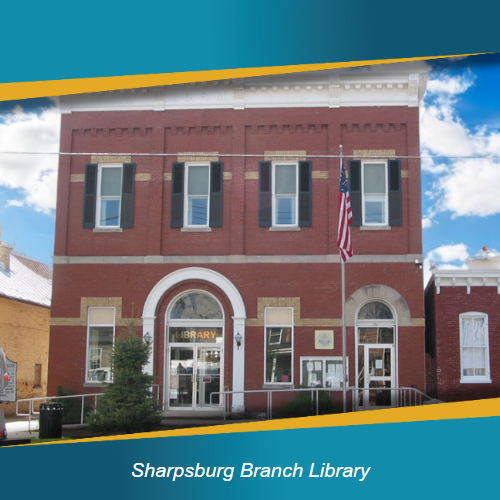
[425,270,500,402]
[49,70,428,413]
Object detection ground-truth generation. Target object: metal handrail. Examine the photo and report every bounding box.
[15,384,161,433]
[211,386,433,420]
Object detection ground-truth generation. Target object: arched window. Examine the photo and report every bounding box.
[170,292,223,320]
[358,301,393,320]
[357,301,395,345]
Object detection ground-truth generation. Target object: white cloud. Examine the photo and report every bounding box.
[427,243,469,263]
[0,104,60,214]
[438,158,500,217]
[421,69,500,220]
[422,218,432,229]
[426,72,474,95]
[423,243,470,287]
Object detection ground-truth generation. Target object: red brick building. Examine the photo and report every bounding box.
[425,252,500,402]
[48,68,429,413]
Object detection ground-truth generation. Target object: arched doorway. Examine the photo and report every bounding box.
[165,291,224,411]
[142,267,247,413]
[356,300,397,410]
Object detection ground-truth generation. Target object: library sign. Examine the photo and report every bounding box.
[169,328,223,343]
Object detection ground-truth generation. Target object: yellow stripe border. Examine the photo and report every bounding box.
[0,54,484,102]
[22,397,500,446]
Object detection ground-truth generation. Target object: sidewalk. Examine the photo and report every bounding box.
[5,418,39,440]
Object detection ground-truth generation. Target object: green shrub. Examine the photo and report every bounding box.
[86,320,161,435]
[280,387,340,419]
[52,386,91,424]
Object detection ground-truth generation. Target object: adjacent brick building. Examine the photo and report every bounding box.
[425,251,500,402]
[0,229,52,415]
[48,68,429,413]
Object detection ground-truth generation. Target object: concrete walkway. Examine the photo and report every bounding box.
[5,418,39,440]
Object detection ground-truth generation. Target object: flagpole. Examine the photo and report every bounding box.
[340,145,347,413]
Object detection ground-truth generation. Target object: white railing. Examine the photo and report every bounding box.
[212,386,433,420]
[15,384,161,433]
[16,393,104,432]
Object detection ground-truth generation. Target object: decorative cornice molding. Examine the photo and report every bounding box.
[75,129,151,137]
[432,270,500,294]
[60,70,428,113]
[167,126,229,136]
[344,124,404,133]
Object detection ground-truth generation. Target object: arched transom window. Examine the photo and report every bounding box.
[170,292,223,320]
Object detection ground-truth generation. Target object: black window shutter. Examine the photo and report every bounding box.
[349,160,362,226]
[259,161,272,227]
[388,159,402,226]
[83,164,98,229]
[120,163,135,228]
[209,162,223,227]
[298,161,312,227]
[171,162,185,228]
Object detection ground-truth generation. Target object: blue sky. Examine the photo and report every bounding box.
[1,54,500,286]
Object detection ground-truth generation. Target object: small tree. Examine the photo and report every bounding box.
[87,319,160,435]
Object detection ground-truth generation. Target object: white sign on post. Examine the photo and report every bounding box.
[0,347,17,403]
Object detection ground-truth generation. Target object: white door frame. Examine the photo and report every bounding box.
[142,267,246,412]
[166,343,223,411]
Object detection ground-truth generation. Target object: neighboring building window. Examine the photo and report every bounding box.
[460,312,490,383]
[83,163,135,229]
[300,357,348,388]
[171,162,224,228]
[34,364,42,388]
[86,307,115,383]
[349,159,402,227]
[259,161,312,227]
[265,307,293,384]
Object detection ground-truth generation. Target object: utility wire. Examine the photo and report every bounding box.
[0,151,497,161]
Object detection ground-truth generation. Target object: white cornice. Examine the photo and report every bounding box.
[60,68,429,114]
[431,269,500,294]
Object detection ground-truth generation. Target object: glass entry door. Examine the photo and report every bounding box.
[168,346,221,410]
[358,345,395,410]
[196,348,221,408]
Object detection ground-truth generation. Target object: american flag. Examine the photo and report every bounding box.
[337,159,353,261]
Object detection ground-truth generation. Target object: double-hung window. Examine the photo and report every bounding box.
[361,162,387,225]
[185,164,210,227]
[348,159,402,227]
[83,163,135,229]
[273,163,298,226]
[265,307,293,384]
[259,161,312,227]
[86,307,115,383]
[97,165,122,227]
[460,312,491,383]
[171,162,224,228]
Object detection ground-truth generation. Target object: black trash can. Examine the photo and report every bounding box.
[39,403,63,439]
